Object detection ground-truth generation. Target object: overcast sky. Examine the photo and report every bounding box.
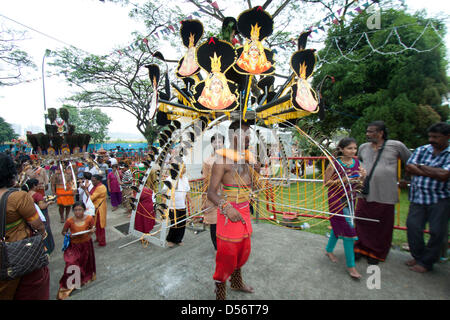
[0,0,449,139]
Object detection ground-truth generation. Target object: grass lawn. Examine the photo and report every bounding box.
[252,180,423,248]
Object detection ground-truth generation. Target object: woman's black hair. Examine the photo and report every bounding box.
[335,137,357,157]
[72,201,86,210]
[0,153,18,188]
[21,178,39,192]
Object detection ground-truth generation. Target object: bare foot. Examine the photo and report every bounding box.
[231,283,254,293]
[325,252,338,263]
[348,267,362,280]
[409,264,428,273]
[405,259,416,267]
[166,241,175,248]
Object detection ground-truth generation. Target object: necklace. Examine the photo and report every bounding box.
[338,158,354,168]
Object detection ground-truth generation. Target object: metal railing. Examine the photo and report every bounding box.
[128,158,437,236]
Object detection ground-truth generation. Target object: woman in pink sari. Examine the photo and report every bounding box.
[107,164,122,211]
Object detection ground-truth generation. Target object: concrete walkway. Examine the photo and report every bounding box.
[46,203,449,300]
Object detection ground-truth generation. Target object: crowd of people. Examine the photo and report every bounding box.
[0,120,448,300]
[0,149,156,299]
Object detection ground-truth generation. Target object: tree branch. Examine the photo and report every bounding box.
[262,0,273,10]
[272,0,291,19]
[186,0,223,22]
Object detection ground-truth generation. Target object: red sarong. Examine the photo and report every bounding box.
[354,198,395,261]
[216,201,252,242]
[213,201,252,283]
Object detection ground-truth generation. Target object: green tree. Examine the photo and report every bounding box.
[66,106,112,143]
[0,117,18,144]
[0,25,36,86]
[311,8,449,148]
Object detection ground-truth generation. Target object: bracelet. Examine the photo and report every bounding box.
[219,201,231,215]
[218,199,226,212]
[221,202,232,215]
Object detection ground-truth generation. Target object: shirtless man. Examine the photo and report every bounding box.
[207,120,257,300]
[51,163,75,223]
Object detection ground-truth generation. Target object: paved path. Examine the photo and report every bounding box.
[46,202,449,300]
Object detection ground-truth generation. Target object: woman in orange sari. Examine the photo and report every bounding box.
[57,201,96,300]
[82,174,107,246]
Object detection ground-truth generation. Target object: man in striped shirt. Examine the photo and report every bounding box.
[405,122,450,273]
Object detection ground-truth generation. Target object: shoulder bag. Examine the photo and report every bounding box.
[360,140,387,195]
[0,189,49,281]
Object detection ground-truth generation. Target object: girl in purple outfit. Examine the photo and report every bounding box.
[324,138,366,279]
[107,164,122,211]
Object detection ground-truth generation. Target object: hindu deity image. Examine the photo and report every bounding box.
[149,76,159,118]
[176,20,203,79]
[290,49,319,113]
[198,53,237,110]
[295,78,318,112]
[178,33,200,77]
[236,24,272,74]
[145,64,160,120]
[294,62,318,112]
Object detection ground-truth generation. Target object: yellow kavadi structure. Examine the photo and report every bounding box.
[145,6,319,127]
[123,6,379,249]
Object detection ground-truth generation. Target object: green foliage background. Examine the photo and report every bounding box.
[65,105,112,143]
[309,9,449,149]
[0,117,18,144]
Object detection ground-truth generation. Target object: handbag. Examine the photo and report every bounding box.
[0,189,49,281]
[361,140,387,195]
